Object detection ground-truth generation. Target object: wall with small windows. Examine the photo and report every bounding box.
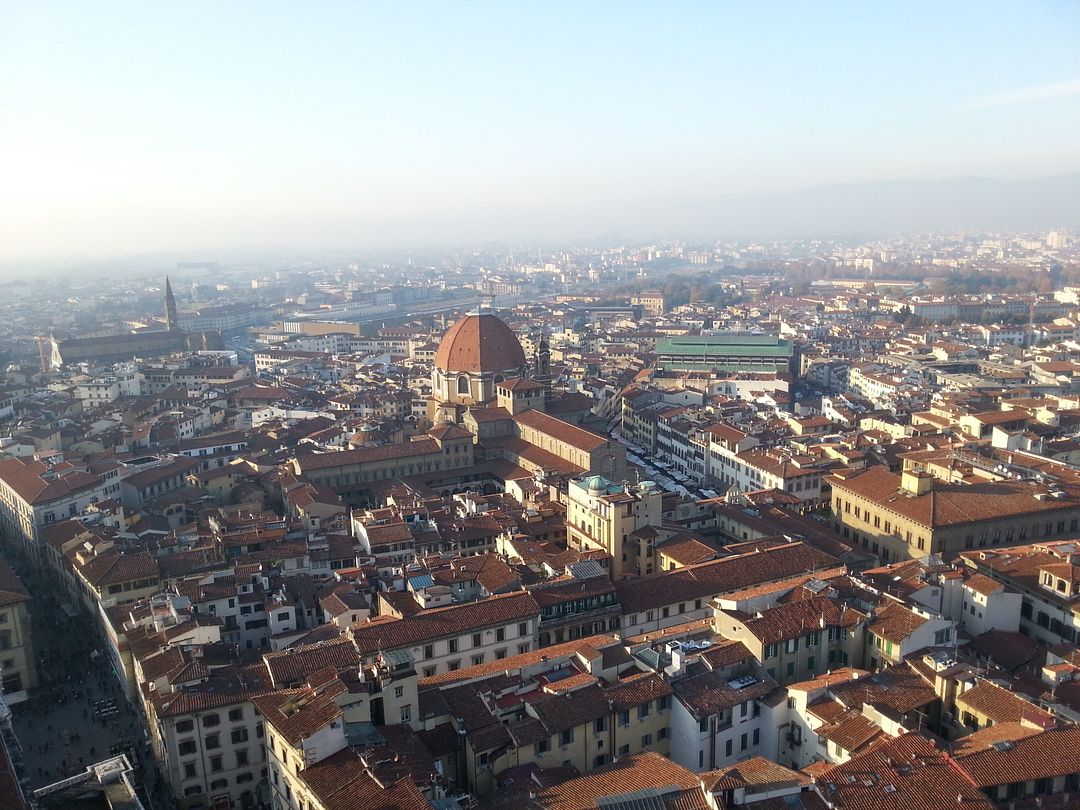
[830,476,1080,562]
[463,686,672,795]
[156,699,267,810]
[958,579,1021,637]
[374,615,539,679]
[0,599,34,702]
[670,688,767,772]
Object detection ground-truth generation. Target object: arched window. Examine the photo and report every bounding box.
[457,375,470,395]
[493,373,505,384]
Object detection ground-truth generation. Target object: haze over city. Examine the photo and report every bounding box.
[6,6,1080,810]
[3,1,1080,271]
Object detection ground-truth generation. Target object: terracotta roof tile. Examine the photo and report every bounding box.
[513,410,609,452]
[815,732,994,810]
[534,751,702,810]
[434,313,526,374]
[954,726,1080,787]
[955,680,1055,726]
[867,601,928,644]
[351,591,539,656]
[616,542,842,614]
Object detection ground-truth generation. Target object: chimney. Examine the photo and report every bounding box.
[901,469,934,496]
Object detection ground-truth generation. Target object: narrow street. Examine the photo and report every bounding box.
[7,560,173,808]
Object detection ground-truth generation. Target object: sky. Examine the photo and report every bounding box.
[1,1,1079,265]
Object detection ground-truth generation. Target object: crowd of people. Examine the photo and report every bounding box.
[9,558,171,807]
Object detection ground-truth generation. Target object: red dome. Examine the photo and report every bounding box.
[434,313,526,373]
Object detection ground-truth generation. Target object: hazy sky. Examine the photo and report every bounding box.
[2,2,1079,263]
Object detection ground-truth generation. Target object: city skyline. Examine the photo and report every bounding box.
[2,2,1080,266]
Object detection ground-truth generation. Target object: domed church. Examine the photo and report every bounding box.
[430,309,527,421]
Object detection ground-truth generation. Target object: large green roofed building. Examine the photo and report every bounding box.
[655,333,795,374]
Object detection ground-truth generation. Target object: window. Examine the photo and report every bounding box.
[560,729,574,746]
[448,639,458,653]
[535,739,550,755]
[638,702,650,720]
[203,713,220,727]
[495,628,505,642]
[423,644,434,660]
[231,728,249,744]
[176,720,194,733]
[471,654,484,666]
[764,644,777,659]
[725,739,733,757]
[236,749,249,767]
[184,762,197,778]
[641,734,652,747]
[178,740,197,756]
[457,376,470,395]
[400,706,412,723]
[753,729,760,746]
[472,633,482,648]
[740,733,748,750]
[204,734,220,750]
[210,755,223,773]
[619,710,630,726]
[228,708,243,722]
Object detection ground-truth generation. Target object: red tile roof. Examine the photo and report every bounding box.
[616,541,841,614]
[434,313,526,373]
[299,746,432,810]
[352,591,539,656]
[953,726,1080,788]
[815,732,994,810]
[514,409,609,452]
[0,457,103,505]
[0,558,30,607]
[534,751,703,810]
[295,438,441,472]
[829,466,1080,528]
